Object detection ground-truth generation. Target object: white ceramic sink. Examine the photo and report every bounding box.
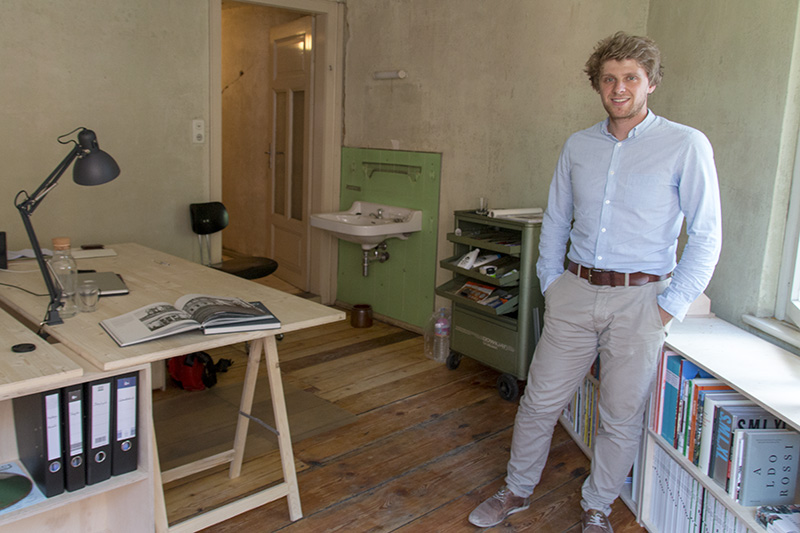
[310,201,423,249]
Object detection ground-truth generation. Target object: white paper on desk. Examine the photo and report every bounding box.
[8,248,52,260]
[71,248,117,259]
[8,248,117,260]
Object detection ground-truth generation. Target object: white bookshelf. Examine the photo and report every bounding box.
[558,316,800,531]
[638,317,800,532]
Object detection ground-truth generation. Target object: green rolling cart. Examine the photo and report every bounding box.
[435,210,544,401]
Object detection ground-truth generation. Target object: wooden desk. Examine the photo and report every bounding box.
[0,243,345,532]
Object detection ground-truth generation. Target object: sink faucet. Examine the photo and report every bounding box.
[370,208,384,219]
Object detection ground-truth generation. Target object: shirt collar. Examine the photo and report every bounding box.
[601,110,657,140]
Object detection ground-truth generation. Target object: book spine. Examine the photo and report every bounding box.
[711,408,734,487]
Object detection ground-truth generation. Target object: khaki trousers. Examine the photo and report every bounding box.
[505,270,669,516]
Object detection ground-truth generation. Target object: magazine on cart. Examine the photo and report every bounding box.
[100,294,280,347]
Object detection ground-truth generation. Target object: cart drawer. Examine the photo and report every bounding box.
[435,277,519,315]
[439,254,520,286]
[451,305,530,378]
[446,231,522,254]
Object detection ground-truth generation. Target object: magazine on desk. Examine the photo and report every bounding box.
[100,294,281,347]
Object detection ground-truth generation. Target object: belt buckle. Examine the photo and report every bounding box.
[587,268,595,285]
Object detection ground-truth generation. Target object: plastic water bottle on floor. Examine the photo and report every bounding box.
[425,307,451,363]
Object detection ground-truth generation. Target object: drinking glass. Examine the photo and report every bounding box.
[77,280,100,312]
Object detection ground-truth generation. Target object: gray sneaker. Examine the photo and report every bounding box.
[468,486,530,527]
[582,509,613,532]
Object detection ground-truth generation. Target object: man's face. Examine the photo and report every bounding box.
[598,59,655,123]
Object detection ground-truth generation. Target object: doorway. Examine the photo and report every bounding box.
[211,0,344,303]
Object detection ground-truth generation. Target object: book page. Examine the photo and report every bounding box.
[176,294,266,326]
[99,302,197,347]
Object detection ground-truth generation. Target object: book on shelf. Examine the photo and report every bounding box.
[100,294,280,347]
[757,505,800,533]
[711,404,786,489]
[737,430,800,507]
[675,359,714,452]
[697,392,748,474]
[685,381,733,462]
[659,351,683,446]
[679,377,729,459]
[651,348,672,435]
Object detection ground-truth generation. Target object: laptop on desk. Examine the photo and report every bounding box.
[77,272,129,296]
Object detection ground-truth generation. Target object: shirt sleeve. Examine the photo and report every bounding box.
[657,130,722,321]
[536,139,574,293]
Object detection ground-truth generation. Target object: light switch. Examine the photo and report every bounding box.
[192,119,205,144]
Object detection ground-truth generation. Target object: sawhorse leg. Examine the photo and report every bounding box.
[230,335,302,521]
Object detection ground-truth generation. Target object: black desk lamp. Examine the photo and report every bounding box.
[14,128,120,326]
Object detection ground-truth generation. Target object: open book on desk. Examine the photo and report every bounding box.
[100,294,281,347]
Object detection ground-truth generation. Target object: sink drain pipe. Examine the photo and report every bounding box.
[362,241,390,276]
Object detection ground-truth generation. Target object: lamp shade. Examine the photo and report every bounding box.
[72,129,120,186]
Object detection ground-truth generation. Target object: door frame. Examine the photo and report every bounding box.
[209,0,344,304]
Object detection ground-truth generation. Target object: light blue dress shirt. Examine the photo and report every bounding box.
[537,110,722,321]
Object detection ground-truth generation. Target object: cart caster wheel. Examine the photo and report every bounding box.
[497,373,520,402]
[446,351,462,370]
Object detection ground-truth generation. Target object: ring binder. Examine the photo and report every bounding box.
[84,378,112,485]
[62,385,86,492]
[12,390,65,497]
[112,373,138,476]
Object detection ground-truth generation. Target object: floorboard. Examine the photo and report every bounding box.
[156,274,645,532]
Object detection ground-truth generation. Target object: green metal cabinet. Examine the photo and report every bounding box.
[435,210,544,401]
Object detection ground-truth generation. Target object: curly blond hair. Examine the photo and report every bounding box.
[585,31,663,91]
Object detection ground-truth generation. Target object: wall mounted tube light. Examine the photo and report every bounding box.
[373,70,407,80]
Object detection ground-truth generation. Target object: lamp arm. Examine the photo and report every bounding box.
[16,144,82,215]
[12,144,82,326]
[16,204,64,325]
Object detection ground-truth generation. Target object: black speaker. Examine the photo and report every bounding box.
[0,232,6,270]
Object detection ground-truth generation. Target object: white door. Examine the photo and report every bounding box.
[269,16,313,290]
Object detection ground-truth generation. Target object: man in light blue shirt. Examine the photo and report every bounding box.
[469,32,722,532]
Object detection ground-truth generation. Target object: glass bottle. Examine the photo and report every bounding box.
[50,237,78,319]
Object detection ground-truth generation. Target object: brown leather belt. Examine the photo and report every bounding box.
[567,260,671,287]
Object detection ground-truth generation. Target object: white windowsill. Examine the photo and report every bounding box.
[742,314,800,351]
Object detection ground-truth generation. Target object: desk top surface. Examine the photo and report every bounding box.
[0,307,84,400]
[0,243,345,371]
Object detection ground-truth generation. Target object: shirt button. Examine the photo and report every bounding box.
[605,200,610,204]
[597,256,603,261]
[601,228,607,233]
[617,142,622,147]
[610,171,615,176]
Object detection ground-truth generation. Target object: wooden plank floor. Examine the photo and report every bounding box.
[159,275,645,532]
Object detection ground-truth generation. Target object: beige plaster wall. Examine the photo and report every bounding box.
[342,0,650,308]
[0,1,209,259]
[646,0,800,325]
